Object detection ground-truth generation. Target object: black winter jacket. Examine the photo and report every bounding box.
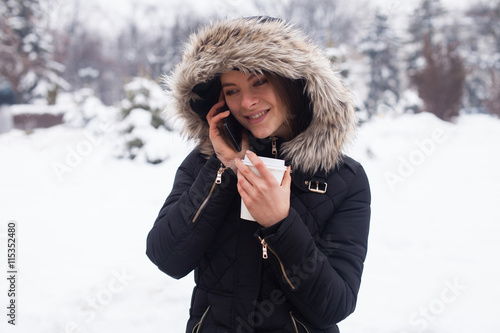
[147,140,370,332]
[146,17,371,332]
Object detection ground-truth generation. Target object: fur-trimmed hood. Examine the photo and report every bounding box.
[164,17,357,175]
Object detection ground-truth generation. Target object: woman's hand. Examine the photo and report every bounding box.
[206,99,248,171]
[235,150,292,228]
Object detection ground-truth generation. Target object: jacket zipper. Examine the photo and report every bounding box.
[258,237,296,291]
[260,237,268,259]
[290,312,310,333]
[192,164,227,223]
[270,136,278,158]
[192,305,210,333]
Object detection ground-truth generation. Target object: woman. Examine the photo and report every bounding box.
[147,17,371,332]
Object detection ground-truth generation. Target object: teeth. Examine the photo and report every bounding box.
[249,110,267,119]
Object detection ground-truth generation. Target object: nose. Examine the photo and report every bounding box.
[241,91,259,110]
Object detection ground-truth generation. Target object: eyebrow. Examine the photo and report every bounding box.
[221,73,264,88]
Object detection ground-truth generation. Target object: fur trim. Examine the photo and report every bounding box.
[164,17,357,175]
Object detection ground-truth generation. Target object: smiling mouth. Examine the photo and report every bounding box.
[248,110,269,119]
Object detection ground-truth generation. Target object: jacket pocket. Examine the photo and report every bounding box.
[290,312,310,333]
[192,164,227,223]
[259,237,297,291]
[192,305,211,333]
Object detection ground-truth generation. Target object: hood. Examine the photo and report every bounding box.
[164,17,357,175]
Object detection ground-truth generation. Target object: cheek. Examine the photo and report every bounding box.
[227,102,245,122]
[225,98,239,112]
[268,91,283,113]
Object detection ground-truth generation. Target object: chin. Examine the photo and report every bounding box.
[249,124,284,139]
[250,130,273,139]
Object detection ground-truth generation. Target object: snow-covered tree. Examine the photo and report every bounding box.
[255,0,365,47]
[0,0,64,103]
[405,0,466,121]
[407,0,447,73]
[117,77,172,164]
[462,1,500,116]
[51,7,123,106]
[115,13,206,80]
[49,1,207,105]
[359,11,401,118]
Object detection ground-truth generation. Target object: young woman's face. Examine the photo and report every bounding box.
[220,71,289,139]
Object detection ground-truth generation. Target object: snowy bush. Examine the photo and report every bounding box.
[117,77,172,164]
[62,88,118,128]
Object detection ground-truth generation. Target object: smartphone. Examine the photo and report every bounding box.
[222,107,242,152]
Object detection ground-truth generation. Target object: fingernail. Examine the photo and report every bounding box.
[246,150,252,156]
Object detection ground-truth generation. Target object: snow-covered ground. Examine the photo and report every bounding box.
[1,111,499,332]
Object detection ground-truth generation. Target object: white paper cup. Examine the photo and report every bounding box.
[240,156,287,221]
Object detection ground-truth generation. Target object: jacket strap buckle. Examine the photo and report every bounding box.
[307,180,327,194]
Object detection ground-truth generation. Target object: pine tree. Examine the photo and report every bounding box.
[464,1,500,116]
[359,11,401,118]
[118,77,172,163]
[407,0,447,73]
[255,0,360,47]
[406,0,466,121]
[0,0,63,103]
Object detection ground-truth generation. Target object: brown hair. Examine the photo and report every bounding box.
[265,72,312,138]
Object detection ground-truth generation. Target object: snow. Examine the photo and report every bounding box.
[1,110,499,332]
[0,106,14,133]
[8,104,67,116]
[123,77,166,112]
[342,112,500,332]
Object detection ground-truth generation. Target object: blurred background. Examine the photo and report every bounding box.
[1,0,499,332]
[1,0,499,123]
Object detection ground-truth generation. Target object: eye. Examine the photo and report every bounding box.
[254,78,268,87]
[224,89,238,96]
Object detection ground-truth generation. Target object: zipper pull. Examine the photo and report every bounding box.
[271,137,278,158]
[260,237,268,259]
[215,165,226,184]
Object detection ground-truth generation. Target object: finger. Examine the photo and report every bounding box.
[212,109,230,124]
[240,129,250,152]
[245,150,274,181]
[236,180,247,199]
[281,166,292,188]
[206,100,227,121]
[236,169,255,195]
[236,180,254,211]
[208,110,230,135]
[235,157,258,186]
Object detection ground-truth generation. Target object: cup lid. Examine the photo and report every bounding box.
[242,155,287,170]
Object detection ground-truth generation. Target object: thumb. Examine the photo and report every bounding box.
[280,166,292,188]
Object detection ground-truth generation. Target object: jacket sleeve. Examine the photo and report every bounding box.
[257,163,371,328]
[146,150,238,279]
